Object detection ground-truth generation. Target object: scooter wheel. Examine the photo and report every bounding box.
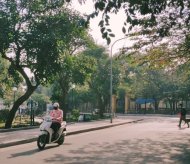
[57,134,65,145]
[37,135,46,150]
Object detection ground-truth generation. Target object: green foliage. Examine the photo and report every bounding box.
[82,45,124,117]
[0,1,72,85]
[126,63,190,112]
[72,109,80,120]
[0,1,91,127]
[31,88,51,105]
[66,84,96,104]
[0,109,10,122]
[90,114,100,120]
[85,46,123,99]
[77,0,190,72]
[2,86,25,107]
[51,25,96,121]
[0,56,22,98]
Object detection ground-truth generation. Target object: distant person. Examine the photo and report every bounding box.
[178,104,187,128]
[49,102,63,139]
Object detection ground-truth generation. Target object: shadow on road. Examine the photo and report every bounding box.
[44,138,190,164]
[8,142,72,158]
[8,145,59,158]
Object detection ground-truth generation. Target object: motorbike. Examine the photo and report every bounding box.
[37,116,67,150]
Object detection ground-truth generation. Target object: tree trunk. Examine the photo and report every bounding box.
[98,95,104,118]
[154,100,159,111]
[5,86,38,129]
[167,97,172,114]
[172,99,175,115]
[186,100,188,109]
[103,98,108,113]
[60,91,68,121]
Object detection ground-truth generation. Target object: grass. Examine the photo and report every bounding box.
[0,122,5,128]
[0,117,41,129]
[0,122,29,129]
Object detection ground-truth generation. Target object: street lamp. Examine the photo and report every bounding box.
[110,35,129,123]
[72,84,75,110]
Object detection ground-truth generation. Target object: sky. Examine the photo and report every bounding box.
[71,0,134,54]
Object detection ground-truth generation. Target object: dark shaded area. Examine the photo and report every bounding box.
[43,138,190,164]
[8,143,72,158]
[8,145,59,158]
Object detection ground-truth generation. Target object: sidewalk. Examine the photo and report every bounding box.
[0,118,143,148]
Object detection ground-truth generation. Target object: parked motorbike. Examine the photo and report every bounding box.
[37,116,66,150]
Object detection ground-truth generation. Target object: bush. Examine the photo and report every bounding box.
[72,109,80,120]
[90,114,100,120]
[35,108,42,116]
[0,109,10,122]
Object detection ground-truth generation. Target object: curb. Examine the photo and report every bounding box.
[0,119,143,149]
[0,118,116,133]
[67,119,143,135]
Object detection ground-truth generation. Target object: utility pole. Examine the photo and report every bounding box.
[110,35,129,123]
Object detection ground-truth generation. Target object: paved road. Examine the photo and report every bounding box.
[0,118,135,145]
[0,117,190,164]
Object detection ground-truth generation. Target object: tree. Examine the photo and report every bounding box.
[31,87,51,106]
[0,56,22,98]
[112,1,190,70]
[84,46,123,117]
[77,1,190,42]
[51,54,96,120]
[0,1,83,128]
[66,84,97,104]
[48,9,96,121]
[75,1,190,74]
[126,62,190,114]
[2,86,25,108]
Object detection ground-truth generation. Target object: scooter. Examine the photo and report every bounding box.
[37,116,67,150]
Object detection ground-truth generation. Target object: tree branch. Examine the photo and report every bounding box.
[20,63,38,68]
[1,50,32,88]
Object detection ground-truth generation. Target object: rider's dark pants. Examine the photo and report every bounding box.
[50,122,61,134]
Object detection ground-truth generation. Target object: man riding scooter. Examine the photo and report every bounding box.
[50,102,63,140]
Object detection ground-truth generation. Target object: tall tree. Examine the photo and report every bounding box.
[49,9,96,120]
[84,46,122,117]
[51,53,96,120]
[0,1,83,128]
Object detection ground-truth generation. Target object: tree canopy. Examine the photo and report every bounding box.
[83,45,124,117]
[0,0,88,128]
[76,0,190,69]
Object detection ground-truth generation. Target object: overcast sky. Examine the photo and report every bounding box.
[71,0,134,54]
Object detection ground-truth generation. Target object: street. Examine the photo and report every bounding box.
[0,117,190,164]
